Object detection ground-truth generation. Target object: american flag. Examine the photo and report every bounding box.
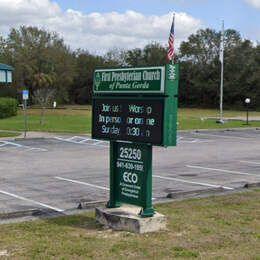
[167,14,175,62]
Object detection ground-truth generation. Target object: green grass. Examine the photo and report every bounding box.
[0,189,259,259]
[0,107,92,133]
[0,107,260,133]
[0,131,20,138]
[178,108,260,130]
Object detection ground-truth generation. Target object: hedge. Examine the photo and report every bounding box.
[0,85,18,99]
[0,97,18,118]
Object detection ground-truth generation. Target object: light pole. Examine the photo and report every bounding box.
[245,98,251,125]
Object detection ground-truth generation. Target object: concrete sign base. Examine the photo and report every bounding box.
[95,205,166,234]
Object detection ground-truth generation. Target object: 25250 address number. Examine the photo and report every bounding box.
[119,147,142,161]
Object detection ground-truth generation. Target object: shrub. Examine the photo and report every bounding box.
[0,97,18,119]
[0,85,19,99]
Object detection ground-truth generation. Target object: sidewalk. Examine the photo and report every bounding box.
[0,131,90,140]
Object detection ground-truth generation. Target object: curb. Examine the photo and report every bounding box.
[244,182,260,188]
[166,187,226,199]
[77,200,107,210]
[178,127,260,133]
[0,185,259,221]
[0,209,41,219]
[14,137,46,141]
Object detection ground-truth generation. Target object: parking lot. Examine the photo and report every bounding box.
[0,128,260,220]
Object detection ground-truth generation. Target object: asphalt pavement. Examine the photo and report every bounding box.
[0,128,259,222]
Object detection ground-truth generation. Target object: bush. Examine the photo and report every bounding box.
[0,97,18,118]
[0,85,19,99]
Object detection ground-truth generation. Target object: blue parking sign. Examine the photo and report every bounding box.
[22,90,29,100]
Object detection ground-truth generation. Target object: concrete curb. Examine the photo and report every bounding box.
[77,200,107,209]
[178,127,260,133]
[166,187,226,199]
[0,209,40,219]
[244,182,260,188]
[1,185,259,222]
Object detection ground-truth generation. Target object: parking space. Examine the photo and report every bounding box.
[0,129,259,218]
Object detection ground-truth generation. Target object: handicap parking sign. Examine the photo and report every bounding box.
[22,90,29,100]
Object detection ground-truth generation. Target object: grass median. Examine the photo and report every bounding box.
[0,131,20,138]
[0,189,259,259]
[0,106,260,134]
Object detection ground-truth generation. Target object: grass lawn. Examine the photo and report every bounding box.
[0,189,259,259]
[0,106,260,134]
[0,106,92,134]
[0,131,20,138]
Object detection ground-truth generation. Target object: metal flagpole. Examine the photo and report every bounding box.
[219,20,224,123]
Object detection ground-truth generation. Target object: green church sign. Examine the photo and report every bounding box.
[92,64,179,217]
[94,66,168,94]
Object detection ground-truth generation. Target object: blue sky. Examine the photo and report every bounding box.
[0,0,259,53]
[54,0,260,38]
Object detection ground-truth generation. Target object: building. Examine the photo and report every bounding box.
[0,63,14,84]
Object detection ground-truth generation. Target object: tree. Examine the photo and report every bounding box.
[178,28,251,108]
[70,50,119,104]
[125,42,167,67]
[179,28,220,65]
[104,48,127,67]
[31,72,56,124]
[2,26,75,103]
[224,40,260,108]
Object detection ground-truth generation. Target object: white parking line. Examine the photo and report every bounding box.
[177,136,213,144]
[186,165,259,176]
[55,176,156,200]
[0,189,64,212]
[55,176,109,191]
[0,141,47,151]
[79,139,91,143]
[93,141,108,146]
[153,175,233,190]
[54,136,108,147]
[240,160,260,165]
[191,132,249,140]
[54,137,83,144]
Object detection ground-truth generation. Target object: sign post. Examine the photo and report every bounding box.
[22,90,29,138]
[92,64,179,218]
[108,141,154,217]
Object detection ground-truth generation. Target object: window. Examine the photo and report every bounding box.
[7,71,12,83]
[0,70,6,83]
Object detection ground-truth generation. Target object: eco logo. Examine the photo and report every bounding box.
[95,72,101,90]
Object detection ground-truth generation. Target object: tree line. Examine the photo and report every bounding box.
[0,26,259,109]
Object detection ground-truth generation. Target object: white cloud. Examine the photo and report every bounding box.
[0,0,204,53]
[245,0,260,8]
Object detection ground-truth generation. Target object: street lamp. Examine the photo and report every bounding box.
[245,98,251,125]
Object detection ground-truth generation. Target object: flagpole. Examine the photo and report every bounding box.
[219,20,224,123]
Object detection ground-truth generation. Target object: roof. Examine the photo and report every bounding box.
[0,63,14,71]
